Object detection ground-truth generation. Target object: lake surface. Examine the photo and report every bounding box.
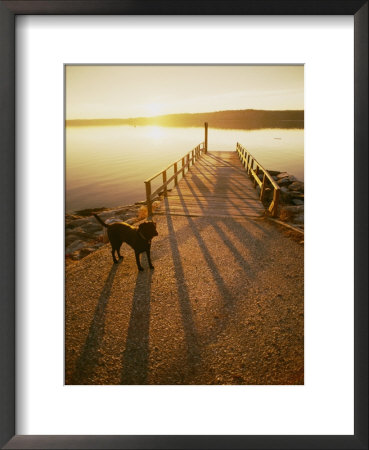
[66,125,304,212]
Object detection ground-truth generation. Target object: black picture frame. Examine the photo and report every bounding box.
[0,1,367,449]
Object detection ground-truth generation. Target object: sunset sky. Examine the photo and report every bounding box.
[66,65,304,120]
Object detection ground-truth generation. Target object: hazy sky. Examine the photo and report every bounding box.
[66,65,304,119]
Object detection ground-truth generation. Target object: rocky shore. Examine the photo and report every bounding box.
[258,170,304,230]
[65,170,303,263]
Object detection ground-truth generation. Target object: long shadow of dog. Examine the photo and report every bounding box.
[71,263,119,384]
[120,270,152,384]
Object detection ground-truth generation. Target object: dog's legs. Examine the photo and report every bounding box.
[135,251,144,271]
[111,247,119,264]
[146,246,154,270]
[117,244,123,260]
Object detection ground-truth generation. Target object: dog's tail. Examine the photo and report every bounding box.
[93,213,108,228]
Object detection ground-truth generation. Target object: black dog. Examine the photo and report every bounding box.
[94,214,158,271]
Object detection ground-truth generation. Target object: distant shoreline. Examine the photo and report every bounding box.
[66,109,304,130]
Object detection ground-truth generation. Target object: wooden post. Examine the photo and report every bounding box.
[187,154,190,170]
[145,181,152,218]
[182,157,185,177]
[260,173,266,201]
[254,166,259,187]
[174,162,178,186]
[162,170,167,196]
[250,158,254,178]
[268,188,280,217]
[270,188,280,217]
[204,122,208,153]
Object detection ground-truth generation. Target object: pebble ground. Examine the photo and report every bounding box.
[65,215,304,385]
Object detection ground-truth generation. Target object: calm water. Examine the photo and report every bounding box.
[66,125,304,212]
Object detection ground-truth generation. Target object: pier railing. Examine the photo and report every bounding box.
[145,142,206,217]
[236,142,280,217]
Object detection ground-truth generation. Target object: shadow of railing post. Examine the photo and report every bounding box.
[70,263,119,384]
[165,198,200,374]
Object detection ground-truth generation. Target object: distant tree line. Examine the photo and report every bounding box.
[67,109,304,130]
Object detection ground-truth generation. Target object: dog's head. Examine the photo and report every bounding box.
[138,221,158,240]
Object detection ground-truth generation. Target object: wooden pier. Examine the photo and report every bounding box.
[156,151,266,218]
[145,124,280,219]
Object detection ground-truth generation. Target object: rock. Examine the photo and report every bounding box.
[276,172,289,179]
[115,206,133,214]
[123,212,136,220]
[79,247,95,258]
[280,205,304,214]
[288,181,304,192]
[65,222,77,230]
[68,227,98,240]
[66,240,85,254]
[65,234,81,247]
[277,178,290,187]
[280,186,292,201]
[98,211,117,221]
[292,214,304,224]
[68,251,81,260]
[292,198,304,206]
[66,228,88,239]
[268,170,281,176]
[81,222,102,233]
[289,190,304,199]
[65,214,82,222]
[107,218,124,225]
[66,218,89,229]
[277,176,296,187]
[279,209,293,221]
[73,207,108,217]
[99,209,122,220]
[98,208,139,222]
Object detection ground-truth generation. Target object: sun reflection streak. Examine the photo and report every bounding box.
[145,126,165,139]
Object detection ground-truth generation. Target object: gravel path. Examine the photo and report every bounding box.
[65,215,304,385]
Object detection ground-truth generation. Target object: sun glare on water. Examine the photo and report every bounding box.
[146,126,165,139]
